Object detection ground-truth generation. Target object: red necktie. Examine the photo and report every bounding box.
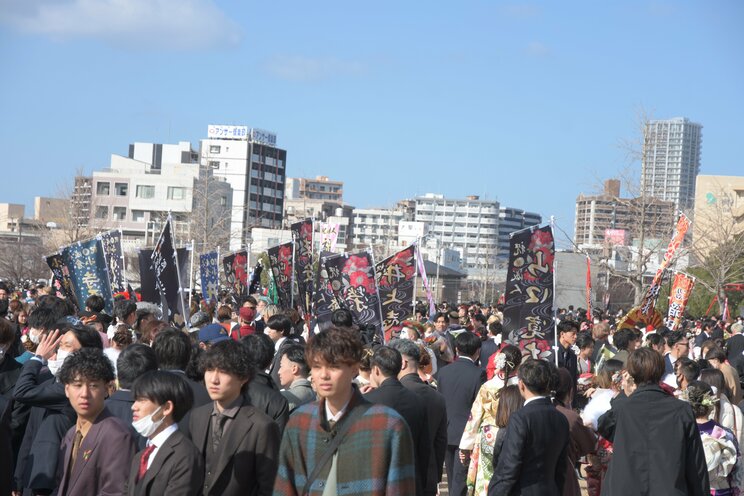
[137,444,156,482]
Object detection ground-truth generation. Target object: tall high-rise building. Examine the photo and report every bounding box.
[200,125,287,251]
[642,117,702,212]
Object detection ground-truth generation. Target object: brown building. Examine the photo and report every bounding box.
[285,176,343,202]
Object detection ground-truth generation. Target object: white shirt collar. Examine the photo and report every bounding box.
[325,397,351,423]
[144,423,178,470]
[459,356,475,363]
[274,336,287,352]
[523,395,547,406]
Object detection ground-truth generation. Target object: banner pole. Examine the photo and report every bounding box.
[188,239,195,313]
[290,235,296,309]
[551,216,559,367]
[413,240,419,318]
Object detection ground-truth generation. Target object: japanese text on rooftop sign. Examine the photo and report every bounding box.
[250,128,277,146]
[207,125,249,140]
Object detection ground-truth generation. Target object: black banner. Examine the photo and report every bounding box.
[502,225,555,361]
[150,219,183,323]
[314,252,342,331]
[46,253,78,309]
[325,251,383,340]
[99,230,126,294]
[267,242,294,309]
[222,250,248,298]
[291,219,314,315]
[375,245,416,343]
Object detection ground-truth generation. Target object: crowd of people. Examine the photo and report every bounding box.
[0,281,743,495]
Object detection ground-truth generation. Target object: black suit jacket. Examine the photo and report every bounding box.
[400,373,448,495]
[106,389,147,450]
[364,377,431,496]
[269,339,294,388]
[0,355,28,456]
[480,339,499,371]
[126,429,204,496]
[188,398,280,496]
[436,357,486,445]
[488,397,569,496]
[0,395,12,496]
[245,373,289,432]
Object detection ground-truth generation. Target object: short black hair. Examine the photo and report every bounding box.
[266,314,292,337]
[666,330,686,347]
[59,348,115,384]
[433,312,449,323]
[455,331,481,356]
[331,308,354,328]
[676,357,700,384]
[646,333,664,348]
[488,321,503,337]
[200,339,253,382]
[388,338,421,363]
[558,320,579,334]
[613,328,635,351]
[576,332,594,350]
[114,300,137,321]
[472,314,487,326]
[518,358,555,395]
[371,346,402,378]
[239,333,274,370]
[132,370,194,423]
[152,328,191,371]
[117,343,158,389]
[60,322,103,350]
[705,346,727,362]
[28,298,72,332]
[85,295,105,313]
[281,344,309,376]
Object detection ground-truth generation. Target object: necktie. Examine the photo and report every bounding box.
[137,444,156,482]
[69,430,83,472]
[212,414,228,452]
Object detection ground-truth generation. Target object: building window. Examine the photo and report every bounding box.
[115,183,128,196]
[113,207,127,220]
[220,196,227,207]
[95,206,109,219]
[167,187,186,200]
[96,182,110,195]
[136,185,155,199]
[208,161,220,169]
[132,210,145,222]
[209,145,221,154]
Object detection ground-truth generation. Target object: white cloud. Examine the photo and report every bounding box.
[264,54,368,82]
[525,41,550,57]
[498,3,542,19]
[0,0,241,50]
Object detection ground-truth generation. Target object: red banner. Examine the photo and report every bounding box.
[665,272,695,330]
[640,213,691,318]
[586,256,593,321]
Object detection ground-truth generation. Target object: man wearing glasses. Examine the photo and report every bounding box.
[662,331,689,388]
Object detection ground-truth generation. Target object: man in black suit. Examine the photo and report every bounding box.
[126,370,203,496]
[480,321,501,372]
[488,359,569,496]
[107,344,158,449]
[364,346,431,496]
[390,338,448,496]
[556,320,579,384]
[152,329,211,407]
[265,314,296,387]
[437,330,486,496]
[188,339,280,496]
[239,334,290,432]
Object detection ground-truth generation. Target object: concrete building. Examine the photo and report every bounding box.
[88,141,207,247]
[642,117,703,212]
[498,207,542,259]
[414,193,500,276]
[350,207,413,257]
[201,125,287,251]
[285,176,343,202]
[574,179,675,249]
[693,174,744,256]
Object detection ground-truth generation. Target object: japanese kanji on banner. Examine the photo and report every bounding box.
[640,213,691,318]
[375,245,416,342]
[291,219,314,315]
[150,218,186,323]
[665,272,695,330]
[313,252,342,331]
[99,229,126,294]
[319,223,340,252]
[324,251,383,341]
[267,242,294,309]
[46,253,79,308]
[62,239,113,314]
[586,255,593,321]
[199,251,220,304]
[222,250,249,298]
[502,225,555,362]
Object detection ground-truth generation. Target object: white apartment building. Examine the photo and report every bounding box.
[498,207,542,259]
[351,207,413,255]
[414,194,499,276]
[201,125,287,251]
[642,117,703,212]
[89,141,205,247]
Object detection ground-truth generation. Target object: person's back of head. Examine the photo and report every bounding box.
[266,314,292,337]
[700,367,729,400]
[114,299,137,323]
[239,333,274,371]
[331,308,354,328]
[683,380,716,419]
[152,328,191,371]
[132,370,194,423]
[628,347,665,386]
[613,328,634,351]
[517,358,555,396]
[217,305,233,323]
[28,297,73,332]
[495,385,524,428]
[455,330,481,357]
[0,318,15,348]
[85,294,105,313]
[117,343,158,389]
[388,338,421,365]
[371,346,402,379]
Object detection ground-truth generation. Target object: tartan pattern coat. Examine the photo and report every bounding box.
[273,387,416,495]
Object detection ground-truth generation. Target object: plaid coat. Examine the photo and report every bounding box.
[274,387,416,495]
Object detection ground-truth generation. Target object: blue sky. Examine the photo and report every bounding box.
[1,1,742,247]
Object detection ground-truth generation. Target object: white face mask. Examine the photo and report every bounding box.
[47,349,70,377]
[29,331,41,345]
[132,406,164,438]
